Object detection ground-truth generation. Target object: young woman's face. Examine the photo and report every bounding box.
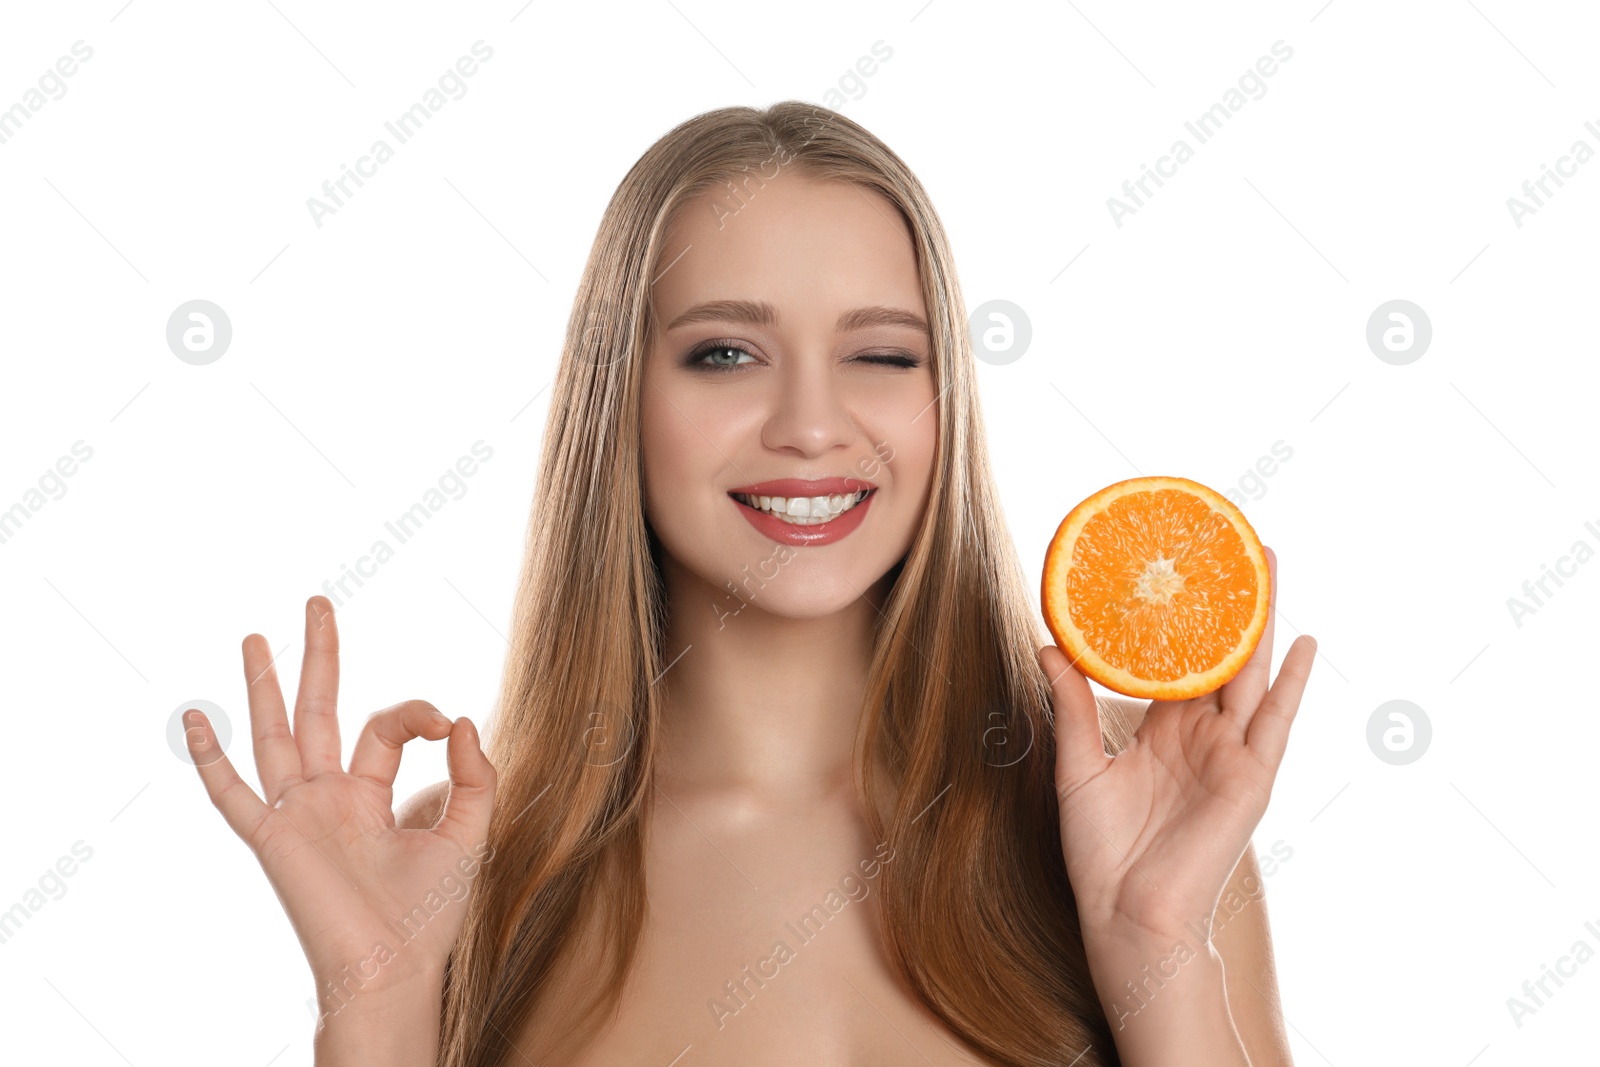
[640,174,938,619]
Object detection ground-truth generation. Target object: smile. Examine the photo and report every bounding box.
[726,484,877,547]
[729,490,870,525]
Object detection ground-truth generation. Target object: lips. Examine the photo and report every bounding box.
[731,488,875,546]
[726,476,878,497]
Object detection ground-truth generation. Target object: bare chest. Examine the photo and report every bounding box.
[509,797,993,1066]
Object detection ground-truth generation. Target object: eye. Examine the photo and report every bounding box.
[681,341,927,373]
[854,352,925,369]
[685,340,759,372]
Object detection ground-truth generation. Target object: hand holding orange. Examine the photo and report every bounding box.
[1041,476,1270,701]
[1041,489,1318,955]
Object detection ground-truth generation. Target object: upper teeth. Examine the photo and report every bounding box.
[734,491,869,525]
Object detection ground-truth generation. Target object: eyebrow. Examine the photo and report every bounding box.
[664,299,929,336]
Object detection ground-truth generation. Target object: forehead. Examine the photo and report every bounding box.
[651,175,925,330]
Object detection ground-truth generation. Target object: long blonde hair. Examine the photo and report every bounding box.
[438,100,1134,1066]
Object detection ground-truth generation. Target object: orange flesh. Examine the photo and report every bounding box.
[1065,489,1257,682]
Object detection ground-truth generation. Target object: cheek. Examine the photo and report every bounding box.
[638,394,680,524]
[871,391,937,484]
[897,430,937,504]
[639,386,743,516]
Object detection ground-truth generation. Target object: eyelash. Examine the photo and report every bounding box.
[684,339,924,373]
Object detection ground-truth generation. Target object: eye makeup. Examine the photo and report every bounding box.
[682,339,925,373]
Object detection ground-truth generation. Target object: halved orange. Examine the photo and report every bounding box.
[1041,476,1270,701]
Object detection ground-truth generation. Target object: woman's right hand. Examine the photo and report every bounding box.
[183,596,498,1004]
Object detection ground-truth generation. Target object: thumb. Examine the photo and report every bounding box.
[1040,645,1108,793]
[434,716,497,852]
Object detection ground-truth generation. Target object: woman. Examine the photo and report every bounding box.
[185,101,1316,1066]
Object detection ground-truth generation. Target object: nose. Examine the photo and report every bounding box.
[759,348,857,458]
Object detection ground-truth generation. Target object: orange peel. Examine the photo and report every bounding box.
[1042,476,1270,701]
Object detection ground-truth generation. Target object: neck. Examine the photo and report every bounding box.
[653,552,893,808]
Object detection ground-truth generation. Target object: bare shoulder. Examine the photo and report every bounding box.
[395,778,451,830]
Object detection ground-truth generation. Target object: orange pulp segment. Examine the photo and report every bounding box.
[1041,476,1270,701]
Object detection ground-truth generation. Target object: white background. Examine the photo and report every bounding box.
[1,1,1596,1063]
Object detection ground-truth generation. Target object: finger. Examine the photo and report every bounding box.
[183,707,273,847]
[1040,645,1111,793]
[1244,634,1317,770]
[433,717,498,852]
[348,700,455,787]
[1222,543,1277,733]
[293,596,343,777]
[242,632,302,802]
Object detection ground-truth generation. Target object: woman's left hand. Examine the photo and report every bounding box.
[1040,545,1317,951]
